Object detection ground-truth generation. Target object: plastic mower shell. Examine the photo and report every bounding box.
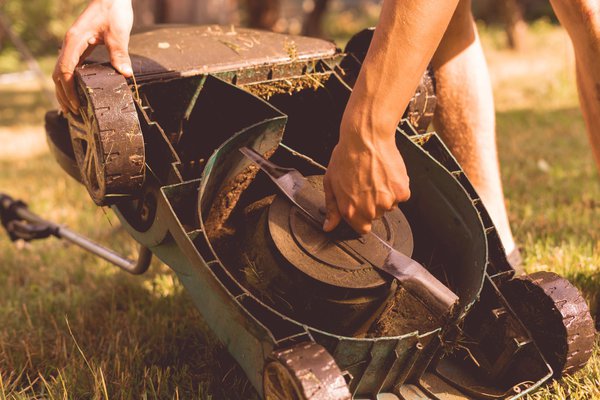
[33,25,596,399]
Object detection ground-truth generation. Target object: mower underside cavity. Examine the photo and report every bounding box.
[38,25,595,400]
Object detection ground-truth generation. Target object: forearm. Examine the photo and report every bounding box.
[342,0,460,143]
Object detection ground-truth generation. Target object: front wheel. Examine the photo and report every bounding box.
[502,271,595,377]
[263,342,351,400]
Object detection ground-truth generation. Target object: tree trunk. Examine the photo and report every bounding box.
[500,0,527,50]
[302,0,329,37]
[245,0,280,30]
[136,0,239,26]
[132,0,160,27]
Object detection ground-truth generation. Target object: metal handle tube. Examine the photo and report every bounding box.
[57,228,152,275]
[7,196,152,275]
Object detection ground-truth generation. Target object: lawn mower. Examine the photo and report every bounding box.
[0,25,595,399]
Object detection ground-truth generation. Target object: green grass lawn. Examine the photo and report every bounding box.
[0,24,598,399]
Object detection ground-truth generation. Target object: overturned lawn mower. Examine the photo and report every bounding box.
[1,25,596,399]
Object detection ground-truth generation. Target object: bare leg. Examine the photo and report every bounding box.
[431,0,516,254]
[550,0,600,170]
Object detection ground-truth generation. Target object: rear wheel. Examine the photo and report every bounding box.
[67,64,145,205]
[264,342,351,400]
[502,271,595,377]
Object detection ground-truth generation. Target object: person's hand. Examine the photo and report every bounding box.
[323,115,411,234]
[53,0,133,114]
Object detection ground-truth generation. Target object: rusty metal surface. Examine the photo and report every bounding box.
[502,271,596,377]
[85,25,338,81]
[263,342,351,400]
[67,64,145,205]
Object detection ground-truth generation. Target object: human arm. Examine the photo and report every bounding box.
[323,0,460,234]
[53,0,133,114]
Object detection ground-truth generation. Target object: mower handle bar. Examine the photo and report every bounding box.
[0,193,152,275]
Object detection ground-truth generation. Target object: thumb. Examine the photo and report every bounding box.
[323,177,342,232]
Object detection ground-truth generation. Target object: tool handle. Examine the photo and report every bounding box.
[0,192,152,275]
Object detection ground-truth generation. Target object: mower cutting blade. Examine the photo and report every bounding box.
[240,146,459,317]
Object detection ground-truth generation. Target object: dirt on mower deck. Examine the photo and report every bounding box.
[204,147,276,240]
[204,167,441,337]
[204,164,259,240]
[367,286,439,337]
[209,194,285,305]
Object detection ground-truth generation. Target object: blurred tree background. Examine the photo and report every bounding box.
[0,0,86,55]
[0,0,559,60]
[474,0,555,23]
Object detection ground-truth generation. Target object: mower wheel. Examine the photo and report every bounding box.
[502,271,595,378]
[263,342,351,400]
[67,64,145,206]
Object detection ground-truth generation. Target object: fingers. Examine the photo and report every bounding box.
[324,181,404,235]
[106,40,133,77]
[105,18,133,77]
[395,181,411,202]
[53,0,136,116]
[348,217,372,235]
[341,203,373,234]
[323,176,342,232]
[53,76,70,114]
[324,175,372,234]
[53,29,95,114]
[374,193,400,219]
[340,192,407,234]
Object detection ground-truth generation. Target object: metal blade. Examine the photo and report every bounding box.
[240,147,459,316]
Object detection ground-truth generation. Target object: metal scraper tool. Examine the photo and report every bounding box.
[240,147,459,317]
